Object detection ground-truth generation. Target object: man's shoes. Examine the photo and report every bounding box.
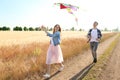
[93,58,97,63]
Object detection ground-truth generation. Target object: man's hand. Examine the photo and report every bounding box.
[96,38,101,42]
[87,38,90,43]
[87,36,91,43]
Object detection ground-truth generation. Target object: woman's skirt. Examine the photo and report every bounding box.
[46,44,63,64]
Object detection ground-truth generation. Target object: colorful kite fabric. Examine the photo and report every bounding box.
[54,3,79,25]
[54,3,79,10]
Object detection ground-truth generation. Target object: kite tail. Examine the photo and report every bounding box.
[72,14,78,25]
[75,17,78,26]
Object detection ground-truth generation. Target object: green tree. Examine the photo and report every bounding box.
[6,27,10,31]
[29,27,34,31]
[13,26,18,31]
[13,26,22,31]
[2,26,7,31]
[0,27,2,31]
[79,28,82,31]
[104,28,108,31]
[0,26,10,31]
[19,27,22,31]
[49,27,52,31]
[112,27,119,32]
[70,27,75,31]
[23,27,28,31]
[35,27,40,31]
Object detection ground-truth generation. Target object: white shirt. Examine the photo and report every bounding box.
[50,37,54,45]
[90,29,98,42]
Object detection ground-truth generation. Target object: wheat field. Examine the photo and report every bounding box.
[0,31,87,46]
[0,31,115,80]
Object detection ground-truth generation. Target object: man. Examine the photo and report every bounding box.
[87,21,102,63]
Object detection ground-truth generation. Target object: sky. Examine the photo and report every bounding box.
[0,0,120,31]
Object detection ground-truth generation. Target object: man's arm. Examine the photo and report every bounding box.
[87,29,92,43]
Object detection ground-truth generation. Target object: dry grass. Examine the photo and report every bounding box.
[0,31,116,80]
[0,31,87,46]
[83,33,120,80]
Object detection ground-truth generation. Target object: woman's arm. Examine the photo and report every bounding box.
[41,26,60,37]
[47,31,60,37]
[41,26,53,37]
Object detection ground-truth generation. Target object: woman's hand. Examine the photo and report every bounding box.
[40,25,47,33]
[41,25,46,30]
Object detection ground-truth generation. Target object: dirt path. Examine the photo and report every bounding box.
[98,36,120,80]
[49,34,118,80]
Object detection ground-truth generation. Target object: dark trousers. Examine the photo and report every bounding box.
[90,42,99,59]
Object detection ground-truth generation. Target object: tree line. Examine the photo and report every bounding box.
[0,26,84,31]
[0,26,43,31]
[0,26,119,32]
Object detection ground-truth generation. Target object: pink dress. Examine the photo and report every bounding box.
[46,37,63,64]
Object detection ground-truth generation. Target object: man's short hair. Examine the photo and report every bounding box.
[94,21,98,25]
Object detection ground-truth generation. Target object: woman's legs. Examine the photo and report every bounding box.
[58,62,64,71]
[46,63,64,73]
[59,63,64,67]
[46,64,51,74]
[43,64,51,78]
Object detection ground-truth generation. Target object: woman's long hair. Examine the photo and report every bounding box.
[53,24,61,34]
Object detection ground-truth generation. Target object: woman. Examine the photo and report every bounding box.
[42,24,64,78]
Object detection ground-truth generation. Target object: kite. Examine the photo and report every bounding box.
[54,3,79,25]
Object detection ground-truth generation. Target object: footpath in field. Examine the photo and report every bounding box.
[97,36,120,80]
[48,35,118,80]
